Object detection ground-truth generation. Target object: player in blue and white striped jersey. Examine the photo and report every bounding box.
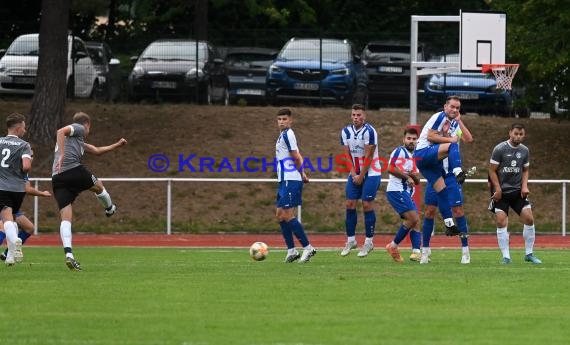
[415,95,465,237]
[385,128,421,262]
[275,108,316,264]
[421,113,473,264]
[339,104,381,258]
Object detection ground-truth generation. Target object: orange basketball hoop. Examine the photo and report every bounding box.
[482,63,519,90]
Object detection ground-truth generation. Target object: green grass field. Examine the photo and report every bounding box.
[2,247,570,345]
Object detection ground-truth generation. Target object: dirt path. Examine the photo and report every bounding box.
[25,233,570,249]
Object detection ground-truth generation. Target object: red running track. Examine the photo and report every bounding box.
[24,233,570,249]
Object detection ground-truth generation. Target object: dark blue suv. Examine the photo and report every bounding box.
[266,38,368,106]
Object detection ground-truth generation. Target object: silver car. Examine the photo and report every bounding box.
[0,34,98,98]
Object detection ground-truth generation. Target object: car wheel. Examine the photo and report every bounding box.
[221,87,229,106]
[198,83,212,105]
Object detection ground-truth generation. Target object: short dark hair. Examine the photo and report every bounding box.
[352,104,365,111]
[404,127,418,137]
[446,95,461,103]
[511,123,525,131]
[276,108,292,116]
[6,112,25,129]
[72,112,91,125]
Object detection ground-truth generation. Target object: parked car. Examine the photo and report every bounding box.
[361,40,425,106]
[266,38,368,106]
[0,33,98,98]
[224,47,277,105]
[86,41,121,101]
[128,39,228,104]
[422,54,513,115]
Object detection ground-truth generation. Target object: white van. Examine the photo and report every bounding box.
[0,33,98,98]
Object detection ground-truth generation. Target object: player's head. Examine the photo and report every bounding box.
[276,108,293,131]
[509,123,525,146]
[72,112,91,134]
[403,127,418,151]
[351,104,366,127]
[443,95,461,119]
[6,112,26,137]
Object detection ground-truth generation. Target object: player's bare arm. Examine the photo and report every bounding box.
[290,150,309,183]
[427,128,458,143]
[54,125,73,173]
[455,114,474,142]
[343,145,357,178]
[521,166,530,198]
[488,163,502,201]
[25,182,51,197]
[388,159,416,187]
[84,138,128,156]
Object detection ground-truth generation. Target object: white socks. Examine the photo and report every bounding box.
[364,237,373,245]
[347,236,356,243]
[60,220,73,258]
[96,189,113,209]
[4,220,18,256]
[496,227,510,259]
[523,224,536,255]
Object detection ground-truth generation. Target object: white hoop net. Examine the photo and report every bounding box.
[487,64,519,90]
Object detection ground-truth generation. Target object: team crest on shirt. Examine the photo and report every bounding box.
[516,152,521,159]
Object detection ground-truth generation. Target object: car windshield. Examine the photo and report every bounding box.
[226,53,274,68]
[87,47,105,64]
[6,36,39,56]
[364,45,410,62]
[141,42,206,61]
[279,40,351,63]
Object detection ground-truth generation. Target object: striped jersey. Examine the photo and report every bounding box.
[416,111,453,151]
[340,123,381,176]
[276,128,302,182]
[386,145,417,193]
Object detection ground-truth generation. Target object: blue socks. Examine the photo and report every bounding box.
[456,215,469,246]
[393,224,410,245]
[436,188,453,220]
[409,230,421,250]
[279,221,295,249]
[364,210,376,238]
[422,217,434,248]
[345,209,357,237]
[288,218,310,247]
[448,142,462,170]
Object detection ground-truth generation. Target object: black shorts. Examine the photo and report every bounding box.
[488,190,531,216]
[0,190,26,215]
[52,165,98,209]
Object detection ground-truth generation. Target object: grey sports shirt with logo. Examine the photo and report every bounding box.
[52,123,86,176]
[0,135,32,192]
[490,140,530,194]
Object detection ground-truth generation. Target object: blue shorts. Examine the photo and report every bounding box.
[276,180,303,209]
[345,175,381,201]
[386,191,417,218]
[414,145,444,185]
[424,173,463,207]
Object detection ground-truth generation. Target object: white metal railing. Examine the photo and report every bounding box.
[30,178,568,236]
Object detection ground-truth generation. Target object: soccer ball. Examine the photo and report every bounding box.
[249,242,269,261]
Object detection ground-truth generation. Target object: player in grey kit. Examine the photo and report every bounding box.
[0,113,32,266]
[52,112,127,270]
[488,123,541,264]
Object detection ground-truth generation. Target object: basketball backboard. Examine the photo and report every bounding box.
[460,11,507,72]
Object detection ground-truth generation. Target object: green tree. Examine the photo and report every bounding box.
[490,0,569,113]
